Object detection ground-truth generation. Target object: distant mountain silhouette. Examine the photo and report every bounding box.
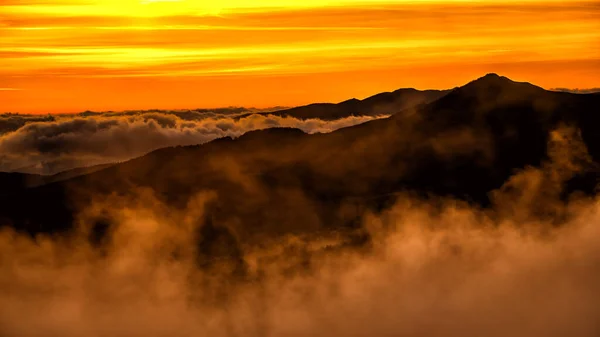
[2,74,600,249]
[236,88,450,120]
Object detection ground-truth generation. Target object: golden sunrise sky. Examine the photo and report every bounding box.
[1,0,599,113]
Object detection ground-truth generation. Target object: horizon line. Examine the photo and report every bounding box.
[3,73,599,115]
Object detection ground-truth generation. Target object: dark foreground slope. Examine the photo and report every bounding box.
[1,74,599,243]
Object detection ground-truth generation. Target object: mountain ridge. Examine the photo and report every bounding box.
[1,74,599,242]
[235,87,450,120]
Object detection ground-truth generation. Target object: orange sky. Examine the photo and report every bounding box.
[1,0,599,114]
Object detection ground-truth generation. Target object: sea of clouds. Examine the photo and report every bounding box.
[0,109,388,175]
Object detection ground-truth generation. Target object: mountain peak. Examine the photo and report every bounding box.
[425,73,547,111]
[481,72,502,79]
[472,73,513,85]
[458,73,541,94]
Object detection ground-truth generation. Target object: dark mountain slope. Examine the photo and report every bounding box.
[1,74,599,243]
[0,163,114,196]
[0,172,44,197]
[393,74,600,201]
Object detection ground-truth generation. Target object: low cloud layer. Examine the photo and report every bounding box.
[0,110,387,174]
[0,153,599,337]
[551,88,600,94]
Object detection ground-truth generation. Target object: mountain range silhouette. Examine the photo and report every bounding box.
[1,73,600,249]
